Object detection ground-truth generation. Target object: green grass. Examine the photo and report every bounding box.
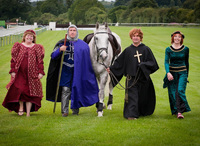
[0,27,200,145]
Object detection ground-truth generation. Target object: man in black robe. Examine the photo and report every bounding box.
[107,28,159,120]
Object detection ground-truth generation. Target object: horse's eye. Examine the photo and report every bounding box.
[95,37,98,40]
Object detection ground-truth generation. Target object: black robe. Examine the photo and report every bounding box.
[46,39,64,102]
[110,43,159,118]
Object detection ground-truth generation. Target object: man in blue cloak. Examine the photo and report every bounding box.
[46,25,99,117]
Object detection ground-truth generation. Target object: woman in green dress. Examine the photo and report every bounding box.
[163,31,191,119]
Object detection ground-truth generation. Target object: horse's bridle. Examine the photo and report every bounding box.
[94,31,109,66]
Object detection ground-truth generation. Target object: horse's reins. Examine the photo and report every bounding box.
[94,32,141,90]
[99,60,141,90]
[94,31,109,63]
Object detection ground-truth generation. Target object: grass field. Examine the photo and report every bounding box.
[0,26,200,145]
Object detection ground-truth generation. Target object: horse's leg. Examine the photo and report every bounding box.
[95,76,106,110]
[95,76,100,111]
[107,80,113,110]
[97,72,108,117]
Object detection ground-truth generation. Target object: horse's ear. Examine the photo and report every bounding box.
[96,22,99,29]
[105,22,108,29]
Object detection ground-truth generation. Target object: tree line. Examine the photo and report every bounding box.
[0,0,199,25]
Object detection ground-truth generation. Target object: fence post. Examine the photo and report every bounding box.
[17,34,19,42]
[13,35,15,44]
[6,36,8,45]
[11,35,14,44]
[9,35,11,45]
[0,37,2,47]
[3,36,5,46]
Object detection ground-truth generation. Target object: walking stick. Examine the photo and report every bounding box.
[53,34,68,113]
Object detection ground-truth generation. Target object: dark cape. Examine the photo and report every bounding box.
[46,39,99,109]
[110,43,159,116]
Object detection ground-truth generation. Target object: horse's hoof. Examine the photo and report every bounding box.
[97,111,103,117]
[107,104,112,110]
[103,104,106,109]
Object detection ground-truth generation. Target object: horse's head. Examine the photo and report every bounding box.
[94,22,109,61]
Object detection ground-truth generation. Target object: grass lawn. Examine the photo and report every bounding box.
[0,26,200,145]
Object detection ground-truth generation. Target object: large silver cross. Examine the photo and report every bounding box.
[64,44,74,60]
[134,50,142,63]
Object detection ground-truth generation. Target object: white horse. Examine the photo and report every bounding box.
[85,23,121,117]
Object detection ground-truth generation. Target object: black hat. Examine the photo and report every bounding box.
[171,31,185,39]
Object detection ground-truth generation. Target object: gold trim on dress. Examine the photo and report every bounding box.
[169,66,187,72]
[170,69,187,72]
[170,46,185,52]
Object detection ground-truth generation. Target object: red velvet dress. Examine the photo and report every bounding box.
[2,43,45,113]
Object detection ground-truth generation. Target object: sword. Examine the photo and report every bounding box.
[53,33,68,113]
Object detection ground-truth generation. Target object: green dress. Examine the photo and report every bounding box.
[163,45,191,115]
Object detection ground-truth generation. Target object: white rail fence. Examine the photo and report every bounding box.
[0,27,47,47]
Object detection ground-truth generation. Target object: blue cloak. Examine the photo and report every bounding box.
[46,39,99,109]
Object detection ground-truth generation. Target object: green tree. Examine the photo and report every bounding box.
[117,7,131,22]
[186,10,195,22]
[170,0,175,7]
[127,8,159,23]
[166,7,177,22]
[183,0,198,9]
[56,13,70,24]
[85,7,107,24]
[0,0,31,21]
[27,0,73,24]
[158,8,169,23]
[115,9,126,23]
[176,8,192,22]
[194,0,200,22]
[27,1,44,24]
[155,0,186,7]
[177,0,183,7]
[28,10,42,24]
[155,0,170,6]
[40,0,66,16]
[129,0,158,9]
[114,0,130,6]
[138,0,158,8]
[68,0,105,24]
[108,6,127,23]
[35,13,57,24]
[66,0,75,9]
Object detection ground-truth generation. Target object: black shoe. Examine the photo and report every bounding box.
[62,113,68,117]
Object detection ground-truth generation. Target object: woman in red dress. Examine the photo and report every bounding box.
[2,30,45,117]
